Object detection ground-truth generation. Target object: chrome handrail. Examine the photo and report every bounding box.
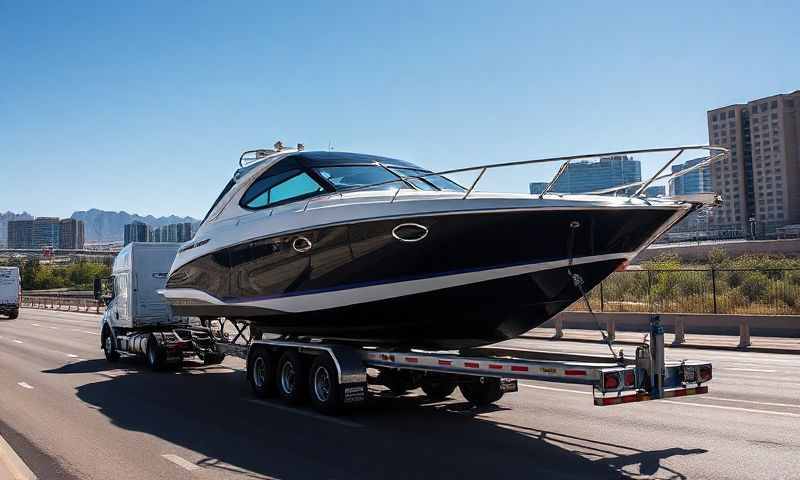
[297,145,728,210]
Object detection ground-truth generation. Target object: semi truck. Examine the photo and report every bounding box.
[98,243,713,415]
[0,266,21,319]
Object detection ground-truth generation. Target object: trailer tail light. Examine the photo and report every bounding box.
[623,370,636,388]
[699,365,712,383]
[603,372,620,391]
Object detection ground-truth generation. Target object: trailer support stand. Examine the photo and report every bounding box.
[649,315,665,399]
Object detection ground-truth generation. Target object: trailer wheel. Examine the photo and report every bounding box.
[146,334,166,371]
[421,378,457,400]
[459,378,504,406]
[8,309,18,320]
[308,354,343,415]
[102,327,119,362]
[248,347,277,398]
[277,350,308,404]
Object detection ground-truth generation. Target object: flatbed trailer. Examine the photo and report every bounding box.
[208,315,712,414]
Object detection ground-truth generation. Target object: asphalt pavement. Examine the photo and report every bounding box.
[0,309,798,480]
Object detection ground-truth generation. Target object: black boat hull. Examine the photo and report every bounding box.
[166,206,685,348]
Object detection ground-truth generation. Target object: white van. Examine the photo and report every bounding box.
[0,266,21,319]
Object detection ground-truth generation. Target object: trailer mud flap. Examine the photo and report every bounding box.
[500,378,518,393]
[342,383,367,404]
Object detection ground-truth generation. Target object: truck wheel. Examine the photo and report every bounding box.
[277,350,308,404]
[102,328,119,362]
[248,348,277,398]
[421,378,457,400]
[202,352,225,365]
[308,354,343,415]
[146,334,166,371]
[459,378,504,406]
[8,309,18,320]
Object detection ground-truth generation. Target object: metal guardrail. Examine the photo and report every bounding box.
[21,295,104,314]
[571,268,800,316]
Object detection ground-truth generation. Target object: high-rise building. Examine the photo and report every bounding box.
[707,90,800,236]
[643,185,666,197]
[151,222,194,243]
[669,157,712,196]
[124,221,151,245]
[31,217,60,248]
[59,219,85,249]
[549,155,641,194]
[529,182,549,195]
[7,220,33,249]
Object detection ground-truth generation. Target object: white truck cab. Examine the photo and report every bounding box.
[0,266,21,319]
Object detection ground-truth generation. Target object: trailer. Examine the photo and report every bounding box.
[207,315,712,415]
[98,244,713,415]
[0,266,21,319]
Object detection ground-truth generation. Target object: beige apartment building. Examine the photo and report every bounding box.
[707,90,800,237]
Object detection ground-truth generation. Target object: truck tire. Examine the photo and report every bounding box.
[421,378,457,400]
[8,309,18,320]
[146,334,166,371]
[459,378,504,406]
[277,350,308,404]
[202,352,225,365]
[102,327,120,362]
[308,353,344,415]
[248,347,277,398]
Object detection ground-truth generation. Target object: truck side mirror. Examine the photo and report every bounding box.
[93,278,102,300]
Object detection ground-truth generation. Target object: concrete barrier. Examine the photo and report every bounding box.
[543,311,800,347]
[22,295,103,314]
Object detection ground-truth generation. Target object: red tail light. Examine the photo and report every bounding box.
[603,372,620,390]
[623,370,636,388]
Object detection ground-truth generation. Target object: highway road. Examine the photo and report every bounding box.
[0,310,798,480]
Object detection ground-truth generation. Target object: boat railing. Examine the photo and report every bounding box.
[299,145,728,212]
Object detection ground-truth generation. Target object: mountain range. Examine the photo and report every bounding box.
[0,210,199,244]
[71,209,199,242]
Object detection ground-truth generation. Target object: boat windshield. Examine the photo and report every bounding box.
[389,167,465,192]
[313,165,412,191]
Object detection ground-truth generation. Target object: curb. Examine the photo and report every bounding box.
[518,334,800,356]
[0,434,36,480]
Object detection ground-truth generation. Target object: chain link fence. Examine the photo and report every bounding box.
[571,268,800,315]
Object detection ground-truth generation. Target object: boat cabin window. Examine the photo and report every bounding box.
[313,165,412,191]
[241,170,325,209]
[389,167,465,192]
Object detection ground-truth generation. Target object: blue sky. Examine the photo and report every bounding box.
[1,1,798,219]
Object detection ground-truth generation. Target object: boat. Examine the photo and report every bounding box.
[160,143,725,349]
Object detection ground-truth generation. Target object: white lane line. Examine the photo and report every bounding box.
[246,399,364,428]
[520,384,591,395]
[17,382,33,389]
[0,432,36,480]
[702,396,800,409]
[66,354,78,358]
[161,454,200,471]
[661,400,800,418]
[13,340,23,344]
[84,331,99,335]
[31,323,41,327]
[723,368,776,373]
[48,326,58,330]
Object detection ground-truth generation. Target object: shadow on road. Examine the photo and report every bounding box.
[44,359,705,479]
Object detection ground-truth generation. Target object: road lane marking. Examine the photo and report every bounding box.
[162,454,200,471]
[84,331,99,335]
[31,323,41,327]
[246,399,364,428]
[0,432,36,480]
[48,326,58,330]
[520,384,591,395]
[13,340,23,344]
[723,368,776,373]
[702,396,800,409]
[17,382,33,389]
[66,354,78,358]
[661,400,800,418]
